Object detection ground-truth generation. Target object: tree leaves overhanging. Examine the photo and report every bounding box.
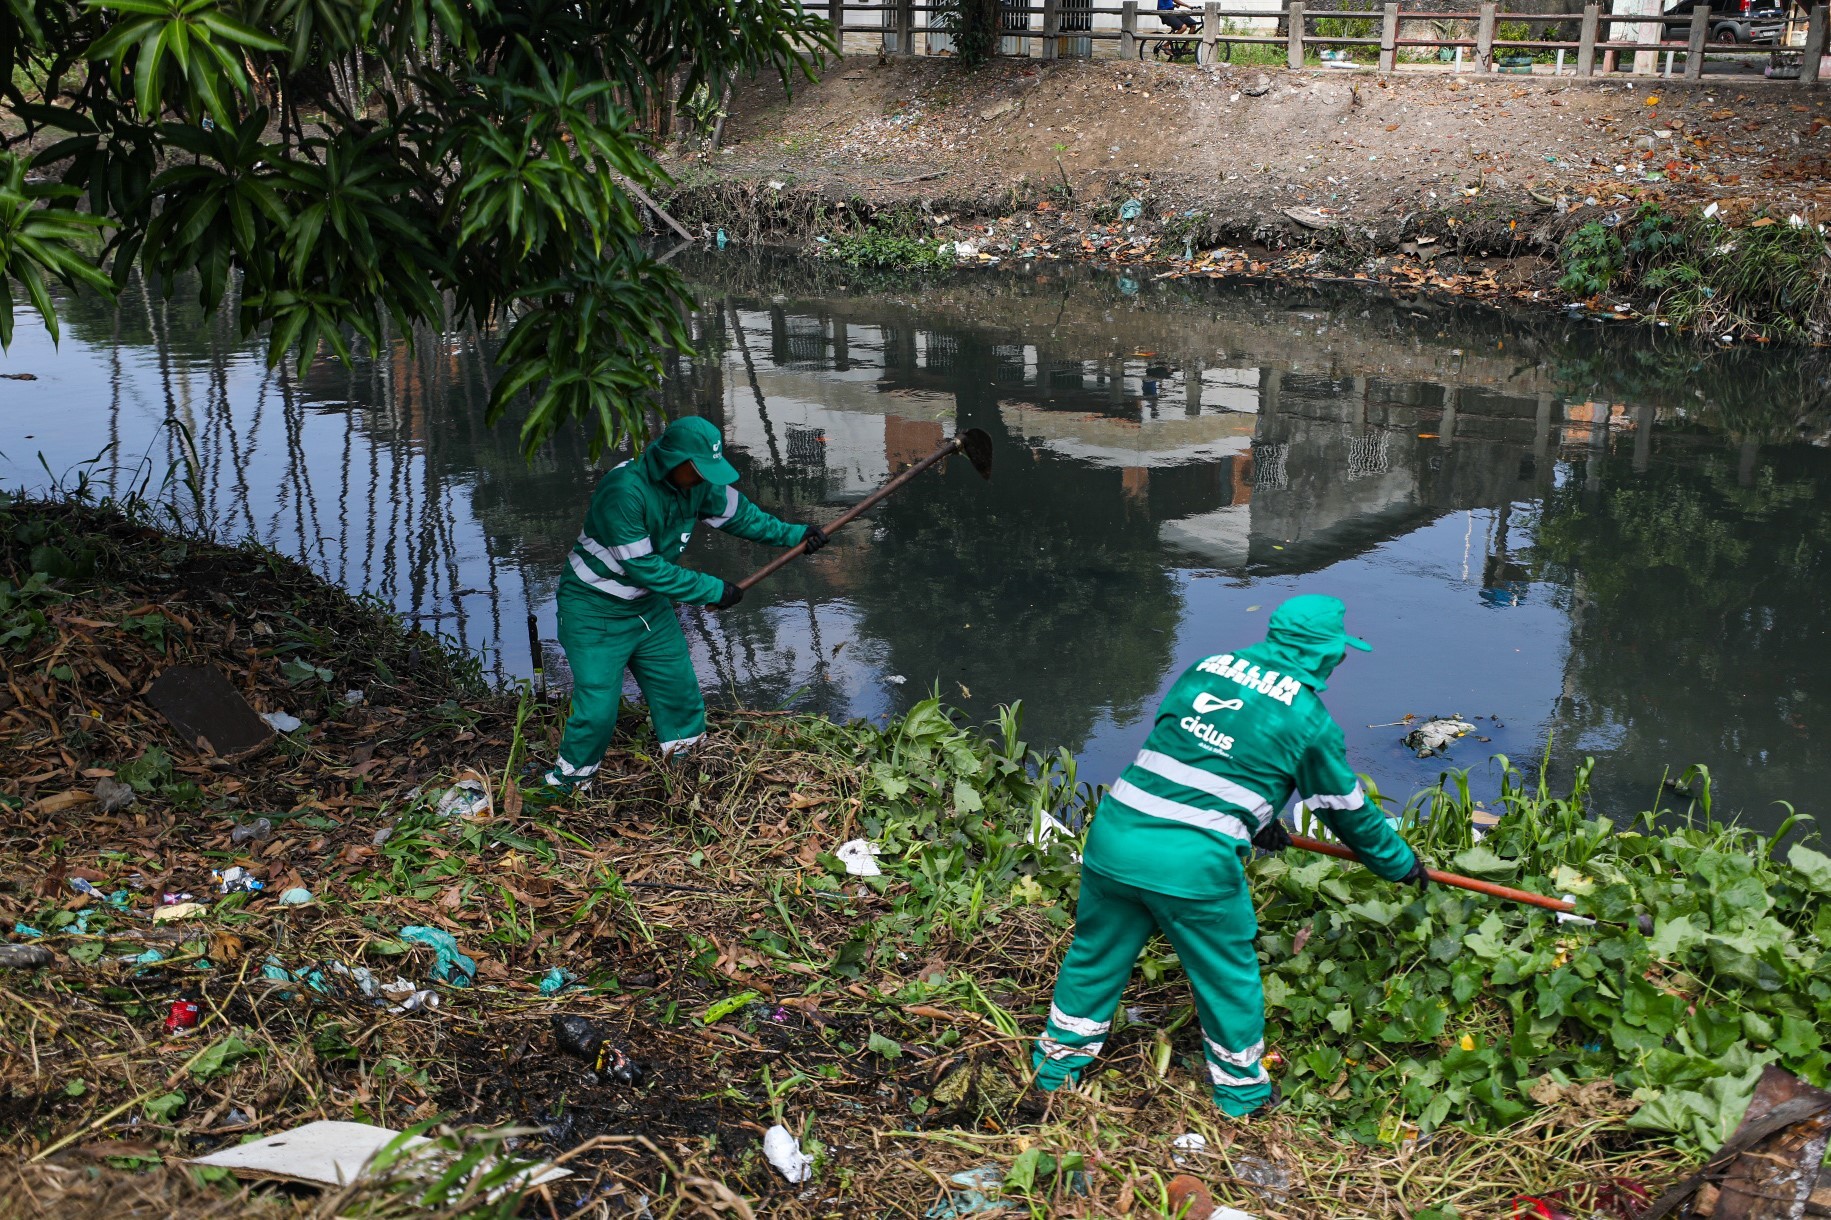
[1,0,830,455]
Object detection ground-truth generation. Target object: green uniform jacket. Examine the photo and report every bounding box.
[560,447,807,615]
[1085,621,1417,899]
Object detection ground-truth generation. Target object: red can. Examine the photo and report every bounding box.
[165,1000,200,1032]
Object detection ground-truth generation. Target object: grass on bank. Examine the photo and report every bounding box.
[1560,202,1831,341]
[5,494,1829,1215]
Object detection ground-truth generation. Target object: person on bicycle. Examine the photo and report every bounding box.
[1158,0,1198,34]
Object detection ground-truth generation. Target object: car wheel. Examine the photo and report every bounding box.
[1715,24,1739,43]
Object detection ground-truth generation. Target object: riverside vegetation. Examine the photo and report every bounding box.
[3,492,1829,1216]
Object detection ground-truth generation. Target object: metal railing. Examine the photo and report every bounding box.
[822,0,1829,84]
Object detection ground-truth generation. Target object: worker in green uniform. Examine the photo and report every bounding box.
[542,416,825,792]
[1031,594,1426,1117]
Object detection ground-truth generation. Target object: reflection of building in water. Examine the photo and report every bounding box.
[709,293,1670,590]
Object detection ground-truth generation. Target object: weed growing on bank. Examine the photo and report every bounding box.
[1560,203,1831,339]
[819,226,955,271]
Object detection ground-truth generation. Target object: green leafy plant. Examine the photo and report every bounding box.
[820,227,953,271]
[1558,221,1625,297]
[1259,755,1831,1151]
[0,152,113,347]
[1,0,834,457]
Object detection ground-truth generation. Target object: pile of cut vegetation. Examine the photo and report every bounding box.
[4,495,1827,1217]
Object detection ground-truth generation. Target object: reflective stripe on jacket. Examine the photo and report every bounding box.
[561,449,806,613]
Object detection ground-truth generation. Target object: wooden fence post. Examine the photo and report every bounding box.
[1577,4,1599,76]
[1201,0,1220,62]
[1475,1,1497,70]
[1379,1,1399,71]
[1804,4,1828,84]
[1683,3,1707,79]
[828,0,844,53]
[1121,0,1138,57]
[1042,0,1060,58]
[1288,0,1305,68]
[896,0,914,54]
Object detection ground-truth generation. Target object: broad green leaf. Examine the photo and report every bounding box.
[1785,843,1831,895]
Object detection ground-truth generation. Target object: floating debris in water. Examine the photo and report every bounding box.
[1403,717,1475,757]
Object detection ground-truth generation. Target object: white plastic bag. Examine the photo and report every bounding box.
[834,839,883,877]
[762,1124,812,1184]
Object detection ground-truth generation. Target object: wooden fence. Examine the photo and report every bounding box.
[826,0,1830,83]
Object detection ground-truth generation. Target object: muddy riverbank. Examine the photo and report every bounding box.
[663,55,1831,341]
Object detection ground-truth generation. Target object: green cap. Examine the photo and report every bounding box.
[650,416,740,485]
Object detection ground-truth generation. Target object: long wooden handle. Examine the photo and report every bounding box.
[734,435,965,593]
[1286,833,1575,914]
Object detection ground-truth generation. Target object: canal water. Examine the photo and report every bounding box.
[5,255,1828,830]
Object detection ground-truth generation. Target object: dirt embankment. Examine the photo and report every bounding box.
[663,55,1831,317]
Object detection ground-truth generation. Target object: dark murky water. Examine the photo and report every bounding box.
[5,256,1829,829]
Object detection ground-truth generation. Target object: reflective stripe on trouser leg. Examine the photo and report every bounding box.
[1033,867,1157,1091]
[627,608,707,754]
[553,583,647,778]
[1145,874,1271,1116]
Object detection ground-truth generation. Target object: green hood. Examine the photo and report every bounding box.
[1248,594,1371,693]
[642,416,740,486]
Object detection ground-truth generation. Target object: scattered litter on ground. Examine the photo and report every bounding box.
[538,967,577,995]
[230,817,273,844]
[146,663,276,757]
[278,887,313,906]
[398,926,476,986]
[164,999,200,1032]
[389,989,440,1013]
[835,838,884,877]
[762,1123,813,1184]
[1172,1131,1208,1166]
[926,1164,1008,1217]
[152,902,207,923]
[551,1014,644,1083]
[1167,1174,1216,1220]
[258,710,303,734]
[1556,895,1597,927]
[188,1119,570,1191]
[1231,1153,1291,1200]
[434,772,493,820]
[93,777,136,811]
[214,866,263,895]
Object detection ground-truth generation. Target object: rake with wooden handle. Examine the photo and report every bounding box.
[735,428,994,592]
[1288,833,1654,933]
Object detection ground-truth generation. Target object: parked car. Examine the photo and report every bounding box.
[1663,0,1785,44]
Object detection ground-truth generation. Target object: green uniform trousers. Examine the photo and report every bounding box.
[552,583,706,782]
[1034,864,1270,1115]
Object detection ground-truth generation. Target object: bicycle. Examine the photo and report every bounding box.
[1137,13,1233,63]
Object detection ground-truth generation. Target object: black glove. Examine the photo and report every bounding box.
[711,582,744,611]
[1251,819,1292,852]
[1399,857,1431,891]
[803,525,829,553]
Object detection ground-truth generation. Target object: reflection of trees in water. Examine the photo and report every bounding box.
[1530,445,1831,816]
[850,349,1180,756]
[1551,344,1831,444]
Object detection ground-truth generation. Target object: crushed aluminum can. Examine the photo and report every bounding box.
[165,999,201,1032]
